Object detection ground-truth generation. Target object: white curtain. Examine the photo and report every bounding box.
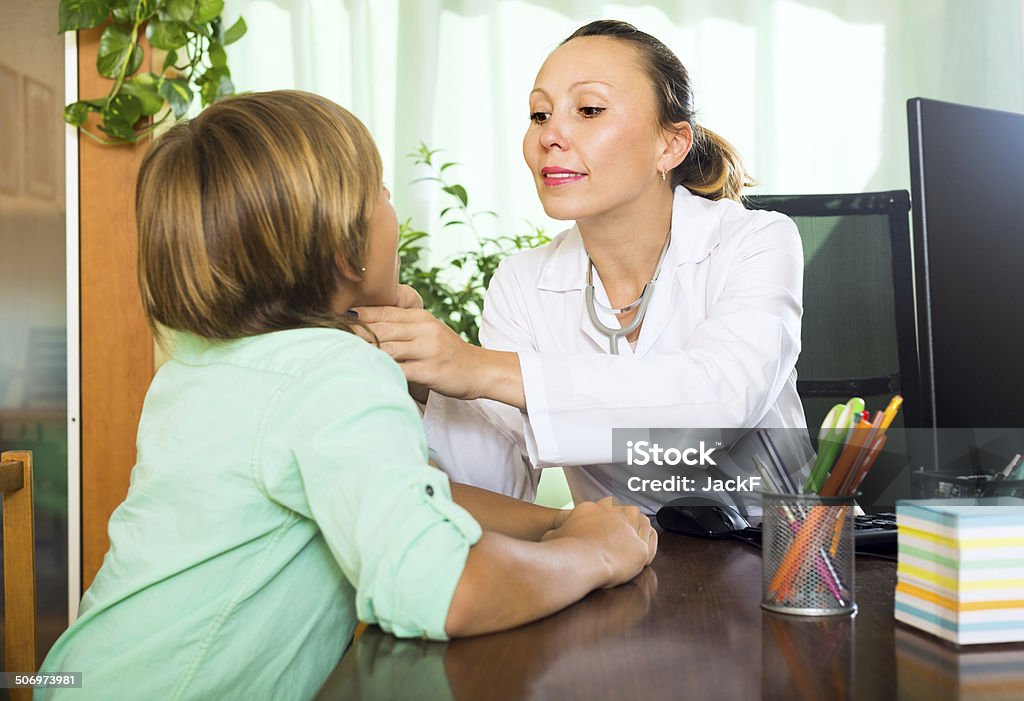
[223,0,1024,259]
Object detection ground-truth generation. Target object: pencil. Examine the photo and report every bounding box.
[820,416,872,497]
[879,395,903,430]
[837,411,884,496]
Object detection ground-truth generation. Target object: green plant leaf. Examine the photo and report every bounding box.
[186,19,212,37]
[121,74,164,115]
[165,0,194,22]
[442,184,468,207]
[147,18,188,50]
[59,0,109,32]
[208,41,227,67]
[110,0,154,25]
[162,48,179,71]
[400,231,429,246]
[97,118,138,141]
[196,66,233,106]
[131,71,156,87]
[222,16,246,45]
[63,100,98,127]
[103,92,143,125]
[97,24,142,78]
[194,0,224,24]
[440,162,458,172]
[96,93,143,141]
[159,77,193,117]
[409,143,442,166]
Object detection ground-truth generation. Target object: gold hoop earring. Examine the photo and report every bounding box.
[660,169,667,182]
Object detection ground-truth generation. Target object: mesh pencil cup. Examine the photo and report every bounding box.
[761,493,857,616]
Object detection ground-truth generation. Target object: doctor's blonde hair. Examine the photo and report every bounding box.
[136,90,382,341]
[563,20,754,202]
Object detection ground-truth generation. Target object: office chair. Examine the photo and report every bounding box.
[2,450,36,700]
[745,191,922,436]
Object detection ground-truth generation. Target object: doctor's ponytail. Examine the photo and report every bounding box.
[562,20,754,202]
[678,125,754,202]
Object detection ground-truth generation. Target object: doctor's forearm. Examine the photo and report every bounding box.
[470,347,526,410]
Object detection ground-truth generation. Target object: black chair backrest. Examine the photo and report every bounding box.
[745,191,922,435]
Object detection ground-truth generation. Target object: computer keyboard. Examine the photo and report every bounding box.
[851,512,898,547]
[739,512,897,551]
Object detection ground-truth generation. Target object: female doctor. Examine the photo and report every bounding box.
[356,20,808,514]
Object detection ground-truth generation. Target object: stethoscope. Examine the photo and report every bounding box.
[584,232,672,355]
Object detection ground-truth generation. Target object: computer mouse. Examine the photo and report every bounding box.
[655,496,751,538]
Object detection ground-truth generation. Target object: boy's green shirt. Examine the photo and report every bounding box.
[38,328,481,700]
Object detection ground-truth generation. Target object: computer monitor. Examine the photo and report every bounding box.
[907,97,1024,430]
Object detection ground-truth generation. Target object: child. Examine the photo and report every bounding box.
[37,91,656,700]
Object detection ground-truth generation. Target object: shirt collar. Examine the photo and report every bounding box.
[537,186,722,292]
[168,330,264,365]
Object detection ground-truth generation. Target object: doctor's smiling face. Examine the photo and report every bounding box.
[523,36,689,223]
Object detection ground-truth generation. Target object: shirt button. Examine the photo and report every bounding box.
[425,485,434,497]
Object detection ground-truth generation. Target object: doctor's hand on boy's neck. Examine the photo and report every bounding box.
[342,183,499,406]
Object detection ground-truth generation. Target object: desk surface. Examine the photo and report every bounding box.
[318,534,1024,701]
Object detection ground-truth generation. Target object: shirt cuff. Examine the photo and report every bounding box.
[518,352,563,468]
[366,473,482,641]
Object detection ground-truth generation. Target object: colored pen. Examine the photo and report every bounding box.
[838,411,884,496]
[842,398,866,442]
[787,522,846,606]
[880,395,903,430]
[818,546,848,606]
[804,403,843,493]
[847,433,888,497]
[828,504,848,557]
[804,403,855,494]
[769,504,835,599]
[820,414,873,497]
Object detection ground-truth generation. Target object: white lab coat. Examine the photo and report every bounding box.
[423,186,810,514]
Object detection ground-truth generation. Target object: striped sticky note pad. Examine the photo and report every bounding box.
[895,497,1024,644]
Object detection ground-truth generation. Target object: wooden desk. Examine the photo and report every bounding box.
[317,534,1024,700]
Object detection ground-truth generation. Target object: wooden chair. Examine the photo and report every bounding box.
[2,450,36,700]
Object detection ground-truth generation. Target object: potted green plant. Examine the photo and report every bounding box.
[59,0,246,144]
[399,145,549,344]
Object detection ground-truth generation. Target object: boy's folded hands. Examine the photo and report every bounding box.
[542,497,658,589]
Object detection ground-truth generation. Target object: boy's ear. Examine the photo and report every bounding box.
[335,253,364,284]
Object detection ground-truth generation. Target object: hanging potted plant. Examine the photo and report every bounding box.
[59,0,246,144]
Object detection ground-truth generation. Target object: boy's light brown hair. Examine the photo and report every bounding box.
[136,90,382,340]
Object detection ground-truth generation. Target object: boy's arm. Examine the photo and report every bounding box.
[449,481,568,541]
[445,497,657,637]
